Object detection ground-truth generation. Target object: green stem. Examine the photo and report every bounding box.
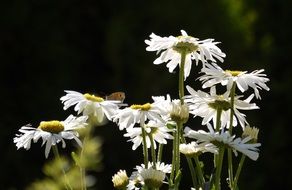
[179,50,187,101]
[181,135,198,188]
[228,82,236,188]
[52,146,73,190]
[170,43,187,189]
[157,144,164,162]
[227,149,233,189]
[175,122,182,175]
[141,122,149,168]
[171,44,187,189]
[228,83,236,134]
[215,109,222,132]
[194,157,205,185]
[233,155,246,189]
[170,128,177,183]
[149,133,157,168]
[214,109,223,168]
[214,147,225,190]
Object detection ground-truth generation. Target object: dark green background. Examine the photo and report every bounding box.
[1,0,291,189]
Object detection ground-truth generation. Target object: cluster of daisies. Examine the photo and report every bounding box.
[14,30,269,190]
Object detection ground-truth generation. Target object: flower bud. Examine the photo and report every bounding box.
[242,126,259,143]
[170,100,189,124]
[112,170,129,190]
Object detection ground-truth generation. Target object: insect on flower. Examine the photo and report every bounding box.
[105,92,126,102]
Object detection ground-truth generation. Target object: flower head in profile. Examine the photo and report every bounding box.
[112,170,129,190]
[145,30,225,79]
[140,168,165,188]
[179,141,218,157]
[60,90,123,125]
[191,188,203,190]
[199,63,270,99]
[127,171,143,190]
[184,85,259,129]
[242,126,259,143]
[14,115,87,158]
[184,124,261,161]
[113,97,169,130]
[127,162,172,189]
[124,120,173,150]
[170,99,189,124]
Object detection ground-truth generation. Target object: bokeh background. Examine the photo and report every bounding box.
[1,0,291,189]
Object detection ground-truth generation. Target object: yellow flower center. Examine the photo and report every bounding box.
[225,70,243,76]
[38,120,64,133]
[130,103,151,111]
[84,93,104,102]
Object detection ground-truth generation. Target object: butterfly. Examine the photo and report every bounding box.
[105,91,125,102]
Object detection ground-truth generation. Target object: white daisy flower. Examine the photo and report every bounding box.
[123,120,173,150]
[184,124,261,161]
[153,162,172,174]
[151,94,172,120]
[135,162,172,174]
[198,63,270,99]
[60,90,123,124]
[229,136,261,161]
[145,30,225,79]
[179,141,218,157]
[184,85,259,129]
[14,115,87,158]
[127,162,172,190]
[140,168,165,188]
[113,97,169,130]
[112,170,129,190]
[191,188,203,190]
[127,171,143,190]
[191,188,194,190]
[152,95,191,124]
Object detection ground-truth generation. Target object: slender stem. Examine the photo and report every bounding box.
[194,157,205,185]
[52,146,73,190]
[175,122,182,175]
[227,149,233,189]
[214,109,223,168]
[214,109,224,190]
[186,157,198,188]
[214,147,225,190]
[171,45,187,189]
[228,82,236,188]
[149,133,157,168]
[228,83,236,134]
[170,128,177,183]
[233,155,246,189]
[171,44,187,189]
[215,109,222,132]
[157,144,164,162]
[141,122,149,168]
[179,50,186,101]
[181,135,198,188]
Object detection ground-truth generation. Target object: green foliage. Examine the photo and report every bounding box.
[26,129,103,190]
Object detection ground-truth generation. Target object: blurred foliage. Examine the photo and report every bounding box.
[1,0,291,189]
[26,127,103,190]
